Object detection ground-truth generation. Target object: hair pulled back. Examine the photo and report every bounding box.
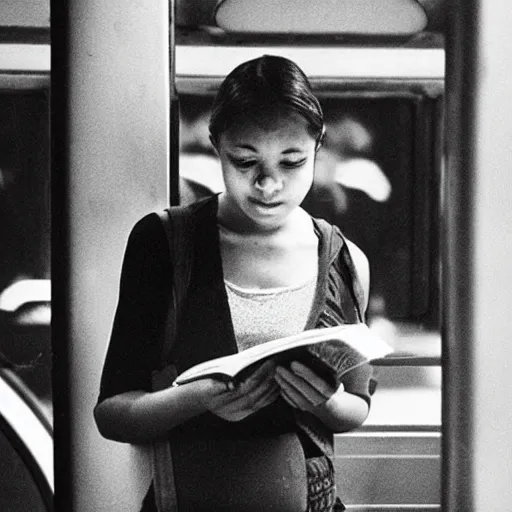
[209,55,325,147]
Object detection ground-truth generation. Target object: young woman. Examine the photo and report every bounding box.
[95,55,373,512]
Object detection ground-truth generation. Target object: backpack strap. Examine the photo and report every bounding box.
[314,217,367,323]
[338,239,367,322]
[156,204,195,366]
[151,204,195,512]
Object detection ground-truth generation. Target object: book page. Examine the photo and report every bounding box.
[174,324,392,385]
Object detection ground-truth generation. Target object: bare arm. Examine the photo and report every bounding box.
[94,381,212,444]
[310,383,369,432]
[94,360,279,444]
[274,239,372,431]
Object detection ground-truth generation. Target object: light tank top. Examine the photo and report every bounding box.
[225,275,317,351]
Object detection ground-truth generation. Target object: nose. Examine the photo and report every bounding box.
[254,170,283,199]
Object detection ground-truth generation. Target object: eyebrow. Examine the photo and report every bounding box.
[233,144,257,151]
[282,148,305,155]
[231,145,306,155]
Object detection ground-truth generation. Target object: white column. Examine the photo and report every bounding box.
[471,1,512,509]
[66,1,169,510]
[445,1,512,509]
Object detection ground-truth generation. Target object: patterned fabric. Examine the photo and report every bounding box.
[306,455,342,512]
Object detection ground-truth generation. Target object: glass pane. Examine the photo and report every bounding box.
[0,89,51,415]
[367,364,441,426]
[178,90,442,428]
[0,422,48,512]
[179,92,440,325]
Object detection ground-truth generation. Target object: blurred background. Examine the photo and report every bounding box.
[0,2,51,511]
[0,89,51,409]
[3,0,509,510]
[1,0,448,510]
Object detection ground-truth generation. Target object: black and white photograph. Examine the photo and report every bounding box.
[1,1,512,511]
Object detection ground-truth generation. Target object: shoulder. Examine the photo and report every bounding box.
[121,212,169,270]
[344,238,369,282]
[343,238,370,313]
[310,215,370,313]
[127,212,166,248]
[124,197,216,262]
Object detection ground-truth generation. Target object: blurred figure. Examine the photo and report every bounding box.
[305,115,391,220]
[367,293,399,349]
[179,98,225,204]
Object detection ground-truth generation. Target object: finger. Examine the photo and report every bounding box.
[281,390,298,408]
[280,387,296,408]
[241,377,279,408]
[215,376,277,411]
[249,359,277,380]
[198,378,235,397]
[238,360,277,394]
[250,384,281,411]
[279,385,304,410]
[289,361,334,395]
[275,367,327,406]
[277,374,306,405]
[287,361,337,401]
[214,381,280,419]
[290,361,319,380]
[206,379,248,409]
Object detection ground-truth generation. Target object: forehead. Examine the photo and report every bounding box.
[220,110,315,149]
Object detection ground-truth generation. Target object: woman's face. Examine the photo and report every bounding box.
[216,110,317,231]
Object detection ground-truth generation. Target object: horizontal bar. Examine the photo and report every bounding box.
[345,506,440,511]
[176,46,445,80]
[372,355,441,366]
[0,44,50,72]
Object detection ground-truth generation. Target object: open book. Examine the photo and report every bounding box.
[173,323,393,387]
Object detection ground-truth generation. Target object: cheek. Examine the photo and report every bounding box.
[221,166,250,194]
[294,164,315,190]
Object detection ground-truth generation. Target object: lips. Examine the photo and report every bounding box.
[248,197,283,208]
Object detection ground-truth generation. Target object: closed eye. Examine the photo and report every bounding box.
[230,157,257,169]
[281,158,307,168]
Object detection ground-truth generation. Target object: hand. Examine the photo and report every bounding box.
[275,361,343,413]
[191,359,280,422]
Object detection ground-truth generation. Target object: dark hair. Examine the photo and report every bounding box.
[209,55,325,147]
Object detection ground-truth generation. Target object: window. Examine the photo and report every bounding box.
[178,85,442,325]
[176,47,444,509]
[177,81,443,424]
[0,85,51,411]
[0,368,53,512]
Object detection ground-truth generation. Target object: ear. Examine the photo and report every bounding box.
[315,125,326,152]
[209,134,219,156]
